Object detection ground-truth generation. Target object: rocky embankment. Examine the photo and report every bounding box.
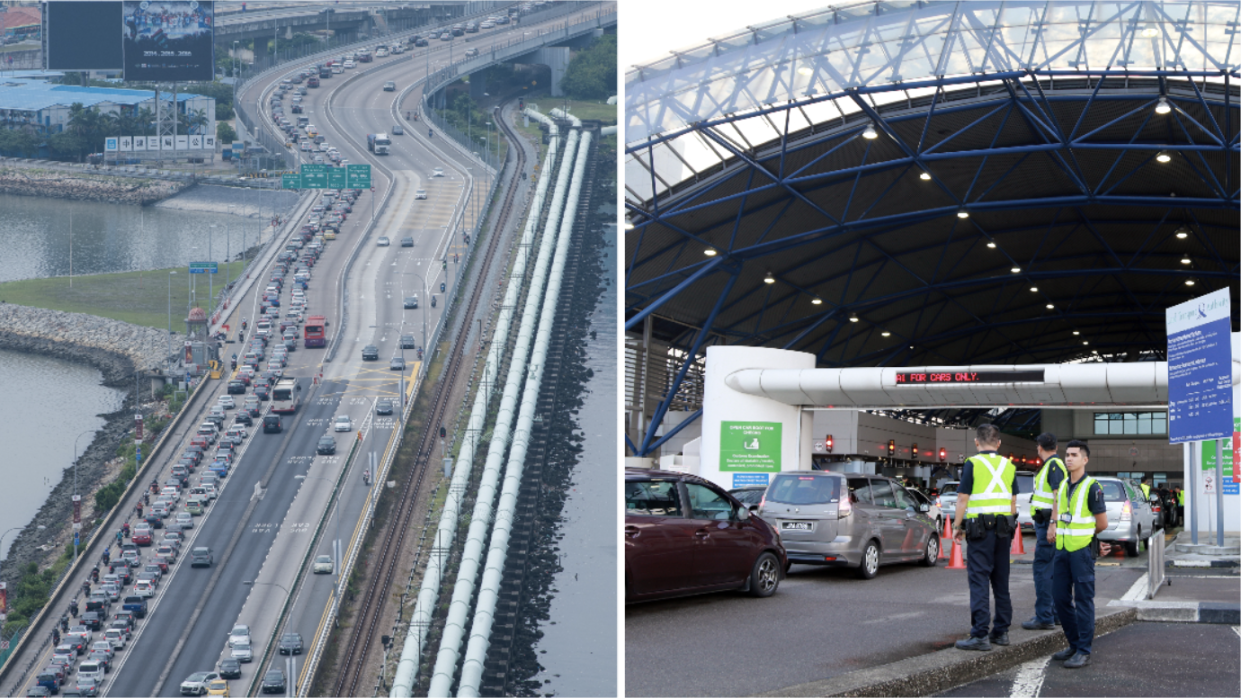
[0,166,186,205]
[0,305,171,598]
[154,183,299,217]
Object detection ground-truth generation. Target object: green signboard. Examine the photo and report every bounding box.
[188,262,217,274]
[301,164,328,189]
[327,166,347,189]
[346,163,372,189]
[719,421,782,472]
[281,173,302,189]
[1201,416,1239,494]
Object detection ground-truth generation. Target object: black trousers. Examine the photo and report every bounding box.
[966,528,1012,637]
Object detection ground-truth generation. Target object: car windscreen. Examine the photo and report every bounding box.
[939,482,958,495]
[766,475,839,505]
[1015,475,1035,496]
[1098,480,1130,502]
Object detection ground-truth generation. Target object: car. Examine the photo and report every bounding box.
[362,345,379,361]
[316,435,337,455]
[383,80,396,91]
[103,628,127,650]
[227,380,247,394]
[399,334,416,349]
[375,399,394,415]
[175,512,194,529]
[334,415,352,432]
[26,685,52,697]
[133,580,155,598]
[1094,476,1157,556]
[261,669,286,694]
[313,554,334,574]
[67,624,93,644]
[414,189,426,199]
[190,547,213,567]
[625,468,786,602]
[231,642,252,663]
[217,395,235,410]
[278,632,303,655]
[217,657,242,680]
[377,236,390,246]
[404,296,419,309]
[227,624,250,648]
[90,640,114,659]
[80,611,102,631]
[263,414,282,433]
[400,236,414,247]
[431,167,444,177]
[936,480,961,522]
[392,123,404,135]
[181,671,221,696]
[759,471,940,579]
[234,412,253,427]
[78,660,106,683]
[205,679,229,696]
[906,487,945,532]
[390,356,407,371]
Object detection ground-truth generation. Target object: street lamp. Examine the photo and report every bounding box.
[188,246,198,313]
[71,429,95,565]
[209,224,217,309]
[168,270,177,373]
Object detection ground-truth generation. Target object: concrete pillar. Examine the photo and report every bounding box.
[699,346,815,492]
[530,46,570,97]
[469,72,489,100]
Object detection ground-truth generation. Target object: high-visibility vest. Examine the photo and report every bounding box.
[964,453,1015,518]
[1177,490,1184,506]
[1030,456,1066,512]
[1140,483,1151,499]
[1055,476,1099,552]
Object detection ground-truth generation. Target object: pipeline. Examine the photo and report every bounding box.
[425,111,583,697]
[600,125,617,136]
[456,129,595,696]
[389,107,564,698]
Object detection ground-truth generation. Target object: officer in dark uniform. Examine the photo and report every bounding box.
[1023,432,1067,630]
[954,424,1019,651]
[1048,439,1108,668]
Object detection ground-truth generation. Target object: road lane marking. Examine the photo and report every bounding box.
[1010,655,1051,698]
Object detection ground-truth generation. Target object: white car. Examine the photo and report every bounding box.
[104,627,127,650]
[228,624,251,648]
[175,512,194,529]
[134,579,155,598]
[161,486,181,502]
[232,641,253,663]
[202,483,219,500]
[431,167,444,177]
[415,189,427,199]
[217,395,235,410]
[334,415,352,432]
[181,671,220,696]
[343,60,356,69]
[312,554,334,574]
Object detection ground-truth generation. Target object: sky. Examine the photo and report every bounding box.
[621,0,832,71]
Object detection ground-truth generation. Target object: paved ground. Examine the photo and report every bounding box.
[937,623,1240,697]
[1151,574,1241,604]
[625,534,1146,698]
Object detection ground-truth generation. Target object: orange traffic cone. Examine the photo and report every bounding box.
[1010,526,1026,555]
[1113,541,1124,560]
[946,530,967,569]
[939,513,952,560]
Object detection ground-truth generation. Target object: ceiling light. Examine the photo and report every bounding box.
[1185,278,1195,286]
[1155,97,1171,115]
[1083,341,1089,345]
[704,248,718,256]
[849,313,859,323]
[811,297,822,305]
[1046,303,1055,309]
[862,122,878,140]
[957,208,969,219]
[624,220,634,230]
[1011,266,1021,273]
[798,65,813,76]
[986,241,996,248]
[1175,226,1190,239]
[882,331,891,337]
[1180,255,1191,265]
[764,272,775,284]
[1141,24,1158,38]
[919,171,931,181]
[1029,286,1038,292]
[1073,330,1080,335]
[1156,150,1171,163]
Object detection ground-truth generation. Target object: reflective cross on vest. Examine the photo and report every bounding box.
[1056,476,1098,552]
[964,453,1015,518]
[1030,456,1066,513]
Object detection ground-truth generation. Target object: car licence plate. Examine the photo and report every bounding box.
[781,521,813,531]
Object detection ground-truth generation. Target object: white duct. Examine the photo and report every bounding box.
[391,108,564,698]
[457,129,595,697]
[426,119,584,697]
[600,125,617,135]
[550,107,581,128]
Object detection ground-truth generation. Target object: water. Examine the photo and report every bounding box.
[534,219,617,695]
[0,190,291,283]
[0,349,125,561]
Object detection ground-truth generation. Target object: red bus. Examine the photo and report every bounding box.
[304,315,327,348]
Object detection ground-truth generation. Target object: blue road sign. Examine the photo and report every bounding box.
[732,473,770,488]
[1166,288,1233,444]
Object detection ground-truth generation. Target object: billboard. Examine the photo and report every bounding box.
[122,1,215,82]
[47,1,125,71]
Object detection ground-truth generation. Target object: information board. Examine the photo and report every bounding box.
[1166,288,1233,444]
[189,262,217,274]
[122,1,215,82]
[301,164,328,189]
[281,173,302,190]
[719,421,782,473]
[327,167,347,189]
[346,164,372,188]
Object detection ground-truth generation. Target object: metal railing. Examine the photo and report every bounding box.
[1148,530,1166,599]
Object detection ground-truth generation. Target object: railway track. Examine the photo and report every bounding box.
[332,98,529,698]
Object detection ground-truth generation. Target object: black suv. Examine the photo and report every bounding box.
[361,345,379,361]
[278,632,303,655]
[316,436,337,455]
[399,334,416,349]
[261,669,286,694]
[375,399,393,415]
[263,415,282,434]
[227,380,247,394]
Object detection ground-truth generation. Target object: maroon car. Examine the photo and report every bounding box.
[625,468,786,602]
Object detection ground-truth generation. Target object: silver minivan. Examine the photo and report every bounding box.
[759,471,940,579]
[1094,476,1156,556]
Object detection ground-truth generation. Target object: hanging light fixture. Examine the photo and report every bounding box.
[811,297,822,305]
[704,248,718,256]
[849,313,859,323]
[1141,23,1158,38]
[986,241,996,248]
[764,272,775,284]
[624,217,634,230]
[919,171,931,181]
[1155,97,1171,115]
[1046,303,1055,309]
[1010,266,1021,273]
[798,65,813,76]
[957,208,969,219]
[1030,286,1039,292]
[1073,330,1080,336]
[1156,150,1172,163]
[881,331,891,337]
[862,121,878,140]
[1175,226,1190,239]
[1083,341,1089,346]
[1180,255,1191,265]
[1185,278,1196,286]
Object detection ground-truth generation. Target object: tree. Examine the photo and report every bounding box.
[561,34,616,100]
[217,122,237,144]
[187,107,209,135]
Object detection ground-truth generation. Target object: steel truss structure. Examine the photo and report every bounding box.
[624,1,1239,457]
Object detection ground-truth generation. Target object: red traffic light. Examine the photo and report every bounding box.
[939,447,948,462]
[887,439,895,455]
[911,443,918,460]
[825,435,834,453]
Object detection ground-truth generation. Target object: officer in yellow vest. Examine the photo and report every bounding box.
[953,424,1018,651]
[1176,487,1185,523]
[1048,440,1107,668]
[1139,476,1152,500]
[1022,433,1067,631]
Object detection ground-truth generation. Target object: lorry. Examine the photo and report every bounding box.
[367,133,391,155]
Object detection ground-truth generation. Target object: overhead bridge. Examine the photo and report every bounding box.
[215,3,469,44]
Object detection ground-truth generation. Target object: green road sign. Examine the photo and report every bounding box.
[327,166,347,189]
[282,173,302,189]
[346,163,372,189]
[719,421,782,473]
[301,163,329,189]
[189,262,218,275]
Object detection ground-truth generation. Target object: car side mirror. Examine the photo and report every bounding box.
[919,503,930,513]
[735,506,750,521]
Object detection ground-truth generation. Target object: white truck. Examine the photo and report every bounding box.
[367,133,391,155]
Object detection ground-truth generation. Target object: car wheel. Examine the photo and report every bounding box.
[1125,528,1140,557]
[920,534,939,567]
[746,551,780,597]
[855,540,881,579]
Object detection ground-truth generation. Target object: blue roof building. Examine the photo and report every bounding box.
[0,79,214,135]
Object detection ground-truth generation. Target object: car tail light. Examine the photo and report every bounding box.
[1121,501,1132,521]
[935,496,942,507]
[838,491,852,519]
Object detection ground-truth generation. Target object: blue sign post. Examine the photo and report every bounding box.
[1166,288,1233,546]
